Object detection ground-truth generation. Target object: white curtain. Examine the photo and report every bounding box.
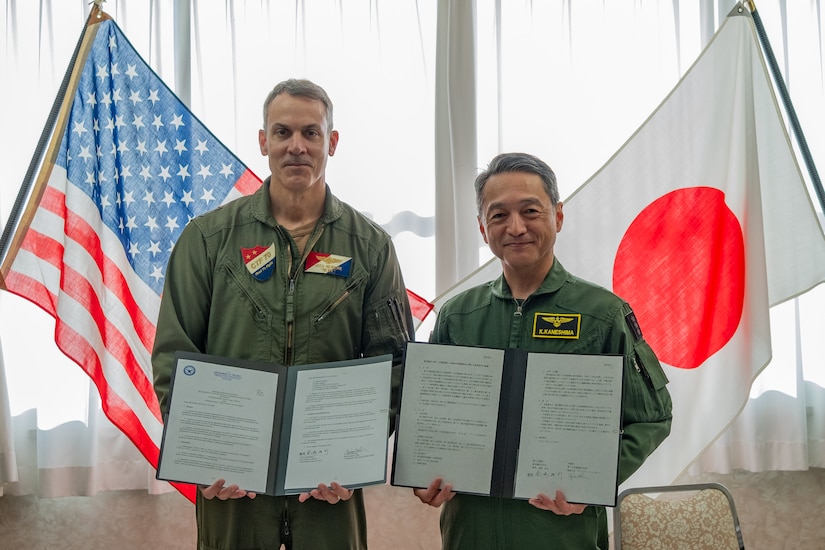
[0,0,822,497]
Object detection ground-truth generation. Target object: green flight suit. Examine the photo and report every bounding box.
[152,180,413,550]
[430,259,673,550]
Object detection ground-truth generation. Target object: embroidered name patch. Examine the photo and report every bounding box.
[242,243,276,281]
[532,312,581,339]
[305,252,352,278]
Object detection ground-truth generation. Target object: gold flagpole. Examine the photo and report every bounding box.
[0,2,112,285]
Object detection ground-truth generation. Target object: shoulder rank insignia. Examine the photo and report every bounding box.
[305,252,352,278]
[532,312,581,339]
[242,243,276,281]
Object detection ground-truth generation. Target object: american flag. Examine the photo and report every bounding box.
[0,14,260,501]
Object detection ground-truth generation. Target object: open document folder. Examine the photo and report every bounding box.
[391,342,624,506]
[157,351,393,495]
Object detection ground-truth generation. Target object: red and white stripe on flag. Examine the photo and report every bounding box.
[432,9,825,489]
[0,16,262,502]
[407,288,435,326]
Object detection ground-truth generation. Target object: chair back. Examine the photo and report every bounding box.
[613,482,745,550]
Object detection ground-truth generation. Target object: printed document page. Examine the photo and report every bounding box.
[393,344,504,494]
[158,356,279,493]
[513,353,623,504]
[283,358,393,493]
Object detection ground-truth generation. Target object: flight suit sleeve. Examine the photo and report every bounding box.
[151,221,213,416]
[361,235,414,432]
[613,303,673,484]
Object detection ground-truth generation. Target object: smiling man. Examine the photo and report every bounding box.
[152,79,414,549]
[413,152,673,549]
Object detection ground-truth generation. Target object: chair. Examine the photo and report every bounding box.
[613,482,745,550]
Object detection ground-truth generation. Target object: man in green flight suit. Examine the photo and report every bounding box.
[413,152,673,549]
[152,78,413,549]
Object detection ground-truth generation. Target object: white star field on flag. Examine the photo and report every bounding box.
[59,22,247,294]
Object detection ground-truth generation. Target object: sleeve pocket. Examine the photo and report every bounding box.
[634,340,669,390]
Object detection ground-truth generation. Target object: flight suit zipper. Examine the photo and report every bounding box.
[633,356,651,380]
[283,224,325,366]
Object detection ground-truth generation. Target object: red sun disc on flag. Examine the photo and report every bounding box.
[613,187,745,369]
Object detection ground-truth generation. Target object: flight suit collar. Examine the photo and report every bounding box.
[490,258,569,300]
[253,177,345,227]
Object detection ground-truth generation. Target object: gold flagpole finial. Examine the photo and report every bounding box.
[88,0,111,22]
[744,1,756,12]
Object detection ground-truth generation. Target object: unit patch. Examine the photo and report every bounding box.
[625,310,643,342]
[532,312,581,339]
[305,252,352,278]
[242,243,276,281]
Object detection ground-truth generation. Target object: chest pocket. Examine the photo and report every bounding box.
[313,274,366,326]
[209,256,276,360]
[301,270,368,362]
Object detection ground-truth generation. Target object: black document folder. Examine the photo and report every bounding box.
[390,342,624,506]
[157,351,393,496]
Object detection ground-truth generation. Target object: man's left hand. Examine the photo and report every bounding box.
[529,490,587,515]
[298,481,353,504]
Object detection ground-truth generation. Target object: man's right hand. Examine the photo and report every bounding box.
[200,479,257,500]
[413,477,455,508]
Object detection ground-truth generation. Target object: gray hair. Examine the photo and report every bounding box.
[474,152,560,214]
[262,78,334,131]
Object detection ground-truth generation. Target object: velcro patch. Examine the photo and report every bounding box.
[242,243,276,281]
[532,313,581,339]
[305,252,352,278]
[625,311,643,341]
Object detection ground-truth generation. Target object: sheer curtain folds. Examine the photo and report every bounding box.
[1,0,823,497]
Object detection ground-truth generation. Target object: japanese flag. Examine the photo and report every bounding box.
[434,9,825,489]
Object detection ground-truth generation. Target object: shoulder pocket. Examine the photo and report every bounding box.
[633,340,669,390]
